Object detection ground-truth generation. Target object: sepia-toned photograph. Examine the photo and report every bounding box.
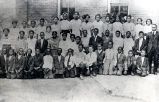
[0,0,159,102]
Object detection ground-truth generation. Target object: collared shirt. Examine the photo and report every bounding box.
[123,22,135,35]
[75,51,86,67]
[64,55,76,68]
[81,22,93,38]
[104,48,115,60]
[51,23,61,35]
[60,20,71,30]
[59,39,70,56]
[112,22,123,34]
[102,22,113,33]
[48,37,60,49]
[144,25,152,34]
[85,52,97,66]
[139,38,143,50]
[70,19,82,36]
[141,57,144,65]
[43,55,53,69]
[27,38,37,55]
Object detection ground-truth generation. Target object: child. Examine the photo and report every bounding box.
[114,47,126,75]
[96,43,105,75]
[102,30,112,51]
[125,50,136,75]
[123,31,134,56]
[64,48,76,78]
[27,30,37,56]
[113,30,124,54]
[43,48,54,79]
[33,49,44,78]
[136,50,149,77]
[103,41,116,75]
[89,28,103,51]
[6,49,16,79]
[85,46,97,76]
[52,48,65,78]
[45,26,52,40]
[15,48,25,79]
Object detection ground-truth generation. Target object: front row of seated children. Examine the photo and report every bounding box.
[0,42,149,79]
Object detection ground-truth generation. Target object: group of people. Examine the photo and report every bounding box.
[0,12,158,79]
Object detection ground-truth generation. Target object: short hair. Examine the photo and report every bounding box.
[46,26,51,30]
[74,12,79,15]
[40,32,45,35]
[52,31,57,35]
[70,34,75,38]
[116,30,121,34]
[53,16,59,20]
[78,44,84,48]
[127,15,132,19]
[19,31,25,35]
[146,19,152,24]
[29,30,35,34]
[12,20,18,24]
[137,18,143,22]
[95,14,101,19]
[152,24,157,27]
[118,46,123,51]
[31,20,36,23]
[76,36,81,40]
[128,50,133,53]
[108,40,113,45]
[3,28,10,32]
[40,18,45,21]
[126,31,131,34]
[62,32,67,36]
[27,48,32,53]
[139,31,144,35]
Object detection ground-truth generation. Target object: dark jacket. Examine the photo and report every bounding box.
[35,39,48,53]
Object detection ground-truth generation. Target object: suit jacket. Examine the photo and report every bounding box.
[115,53,126,67]
[89,36,103,50]
[53,55,65,74]
[24,55,34,71]
[0,55,7,72]
[15,55,25,72]
[136,57,149,70]
[33,54,44,68]
[95,50,105,65]
[35,39,48,53]
[7,56,16,72]
[146,31,159,53]
[133,38,146,55]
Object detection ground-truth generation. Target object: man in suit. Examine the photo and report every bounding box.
[0,48,8,78]
[146,24,159,74]
[23,49,34,79]
[53,48,65,78]
[133,31,146,56]
[33,49,44,78]
[89,28,103,51]
[35,32,48,54]
[15,48,25,79]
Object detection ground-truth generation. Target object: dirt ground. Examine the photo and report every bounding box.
[0,75,158,102]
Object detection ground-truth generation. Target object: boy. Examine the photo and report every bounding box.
[23,49,34,79]
[123,31,134,56]
[15,48,25,79]
[64,48,76,78]
[103,41,116,75]
[113,30,124,54]
[35,32,48,54]
[33,49,44,78]
[136,50,149,77]
[59,32,70,56]
[133,31,146,56]
[6,49,16,79]
[85,46,97,76]
[114,47,126,75]
[102,30,112,51]
[125,50,136,75]
[43,48,54,79]
[75,44,86,79]
[95,44,105,75]
[53,48,65,78]
[89,28,103,51]
[15,31,28,52]
[27,30,37,56]
[48,31,60,56]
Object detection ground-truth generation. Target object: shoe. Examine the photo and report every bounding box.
[80,75,84,80]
